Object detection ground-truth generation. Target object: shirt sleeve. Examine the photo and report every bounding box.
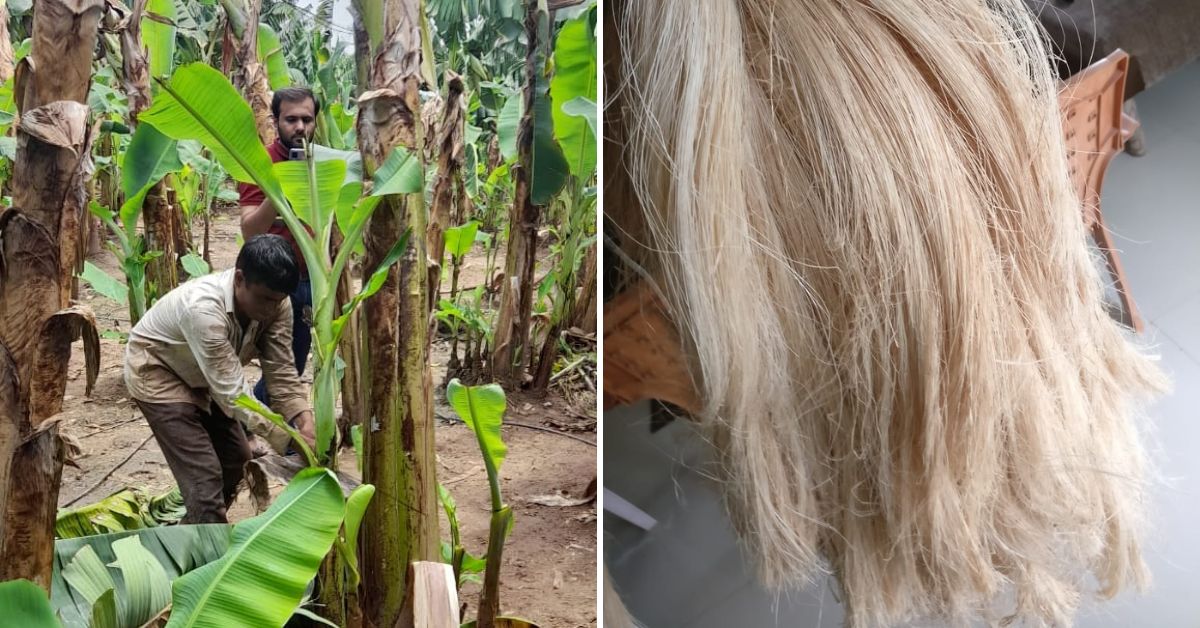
[179,301,292,453]
[258,299,312,423]
[238,180,266,207]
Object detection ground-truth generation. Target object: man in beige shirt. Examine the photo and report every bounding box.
[124,234,316,523]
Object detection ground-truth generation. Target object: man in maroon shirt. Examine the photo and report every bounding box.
[238,87,318,410]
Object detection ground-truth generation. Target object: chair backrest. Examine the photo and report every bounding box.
[602,282,699,415]
[1058,49,1136,225]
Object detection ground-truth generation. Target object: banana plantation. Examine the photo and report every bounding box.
[0,0,597,626]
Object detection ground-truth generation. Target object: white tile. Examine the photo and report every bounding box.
[1100,137,1200,320]
[1078,327,1200,627]
[1131,61,1200,145]
[687,578,844,628]
[607,469,755,628]
[1152,293,1200,367]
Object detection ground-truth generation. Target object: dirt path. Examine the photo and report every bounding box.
[57,209,598,627]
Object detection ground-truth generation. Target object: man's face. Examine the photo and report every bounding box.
[276,98,316,150]
[233,270,289,323]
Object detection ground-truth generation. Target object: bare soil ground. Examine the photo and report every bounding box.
[56,209,598,627]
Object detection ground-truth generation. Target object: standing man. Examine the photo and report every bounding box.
[124,235,316,523]
[239,87,319,405]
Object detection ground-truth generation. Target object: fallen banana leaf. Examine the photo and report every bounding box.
[164,468,345,627]
[56,487,186,539]
[52,524,232,628]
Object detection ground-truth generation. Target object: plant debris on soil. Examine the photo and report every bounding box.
[57,209,598,627]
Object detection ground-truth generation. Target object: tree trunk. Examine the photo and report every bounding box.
[118,0,183,306]
[223,0,274,144]
[143,185,180,295]
[0,0,103,591]
[572,244,597,334]
[427,72,465,313]
[203,204,212,264]
[334,232,366,445]
[356,0,440,625]
[117,0,152,118]
[529,322,562,393]
[168,185,192,253]
[0,4,14,85]
[352,3,371,97]
[490,0,541,388]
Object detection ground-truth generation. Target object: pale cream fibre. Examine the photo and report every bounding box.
[609,0,1167,625]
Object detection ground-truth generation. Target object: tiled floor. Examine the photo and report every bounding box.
[604,61,1200,627]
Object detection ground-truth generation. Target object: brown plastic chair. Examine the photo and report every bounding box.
[602,281,699,415]
[1059,48,1144,332]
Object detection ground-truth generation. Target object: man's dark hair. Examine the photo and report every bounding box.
[271,87,320,119]
[237,234,299,294]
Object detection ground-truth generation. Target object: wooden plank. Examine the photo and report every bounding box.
[406,561,459,628]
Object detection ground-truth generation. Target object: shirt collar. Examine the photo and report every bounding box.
[221,268,237,315]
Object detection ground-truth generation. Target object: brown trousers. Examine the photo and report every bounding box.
[135,399,251,523]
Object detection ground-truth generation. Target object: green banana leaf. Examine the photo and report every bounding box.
[354,0,384,52]
[530,82,569,205]
[78,261,129,308]
[143,0,177,79]
[444,221,480,261]
[122,124,182,201]
[494,85,569,205]
[164,468,345,628]
[256,24,291,90]
[59,536,174,628]
[496,96,519,162]
[371,147,424,196]
[120,123,184,235]
[181,253,211,279]
[56,487,186,540]
[446,380,508,476]
[275,158,346,231]
[140,63,284,204]
[110,536,172,626]
[549,6,597,180]
[560,97,597,140]
[336,484,375,588]
[52,525,232,628]
[0,579,60,628]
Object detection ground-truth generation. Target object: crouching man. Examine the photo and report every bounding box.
[123,234,316,523]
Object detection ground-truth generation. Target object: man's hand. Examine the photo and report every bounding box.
[291,410,317,451]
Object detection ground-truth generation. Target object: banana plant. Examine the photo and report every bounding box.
[132,62,420,624]
[530,4,598,390]
[138,62,422,466]
[82,122,185,325]
[437,220,480,368]
[445,379,515,628]
[437,484,486,589]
